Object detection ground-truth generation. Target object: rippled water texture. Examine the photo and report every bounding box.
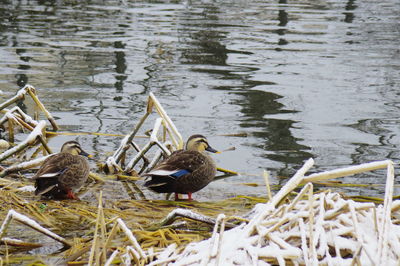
[0,0,399,199]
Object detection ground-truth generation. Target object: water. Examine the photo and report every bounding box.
[0,0,399,200]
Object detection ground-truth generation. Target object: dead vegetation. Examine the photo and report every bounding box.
[0,85,399,265]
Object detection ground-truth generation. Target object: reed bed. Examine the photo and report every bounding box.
[149,159,400,265]
[0,176,262,265]
[0,85,399,265]
[1,159,399,265]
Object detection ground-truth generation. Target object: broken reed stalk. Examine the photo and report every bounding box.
[113,112,150,166]
[263,170,272,202]
[104,221,119,250]
[0,85,58,131]
[8,118,14,143]
[207,214,226,264]
[45,131,139,137]
[0,210,71,247]
[88,172,105,183]
[0,120,47,163]
[268,158,315,208]
[302,160,391,183]
[307,183,316,264]
[11,106,38,129]
[88,191,107,266]
[0,106,38,133]
[124,121,161,172]
[125,118,172,173]
[104,92,184,174]
[148,92,183,149]
[377,161,395,265]
[25,85,59,131]
[0,87,27,111]
[245,158,315,237]
[14,115,34,131]
[157,208,235,230]
[65,245,92,263]
[0,155,50,178]
[0,237,42,248]
[116,218,146,259]
[104,249,120,266]
[37,134,52,155]
[216,167,238,176]
[258,183,313,239]
[143,148,165,174]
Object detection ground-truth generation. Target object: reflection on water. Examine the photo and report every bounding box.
[0,0,399,199]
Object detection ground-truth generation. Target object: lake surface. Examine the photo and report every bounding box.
[0,0,399,200]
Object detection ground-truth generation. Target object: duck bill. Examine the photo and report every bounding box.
[206,146,220,154]
[79,150,93,158]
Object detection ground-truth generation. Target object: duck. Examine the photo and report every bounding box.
[33,141,90,200]
[143,134,219,200]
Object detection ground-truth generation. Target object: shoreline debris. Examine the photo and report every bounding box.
[0,209,71,247]
[148,159,399,265]
[102,92,183,175]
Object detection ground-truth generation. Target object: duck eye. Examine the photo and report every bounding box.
[72,145,81,150]
[201,141,209,148]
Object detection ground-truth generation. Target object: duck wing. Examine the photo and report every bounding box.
[33,154,62,195]
[144,150,205,180]
[32,154,67,180]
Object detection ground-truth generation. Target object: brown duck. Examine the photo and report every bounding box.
[143,134,218,200]
[33,141,90,200]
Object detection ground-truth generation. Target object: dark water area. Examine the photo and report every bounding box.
[0,0,399,200]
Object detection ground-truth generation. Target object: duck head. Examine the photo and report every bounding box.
[185,135,219,153]
[60,141,91,157]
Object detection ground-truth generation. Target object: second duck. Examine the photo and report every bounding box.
[33,141,91,200]
[143,134,218,200]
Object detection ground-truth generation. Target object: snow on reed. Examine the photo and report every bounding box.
[149,159,400,265]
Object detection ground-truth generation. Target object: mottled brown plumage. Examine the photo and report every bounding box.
[33,141,90,200]
[143,135,218,200]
